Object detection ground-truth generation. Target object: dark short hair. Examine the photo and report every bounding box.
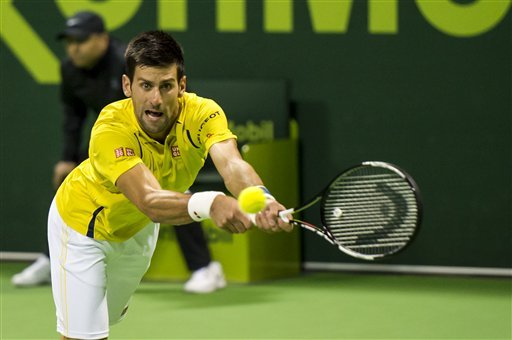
[125,30,185,82]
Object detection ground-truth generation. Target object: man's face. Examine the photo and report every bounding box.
[65,33,108,68]
[122,64,186,142]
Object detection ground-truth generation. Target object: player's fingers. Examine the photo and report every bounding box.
[273,205,293,232]
[226,215,252,233]
[239,214,253,231]
[278,217,294,232]
[256,210,278,232]
[223,223,243,234]
[234,221,250,233]
[266,201,294,231]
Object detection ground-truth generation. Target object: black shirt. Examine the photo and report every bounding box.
[60,38,126,162]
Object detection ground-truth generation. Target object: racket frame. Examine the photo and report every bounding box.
[281,161,423,260]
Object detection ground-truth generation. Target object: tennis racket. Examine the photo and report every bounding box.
[280,161,422,260]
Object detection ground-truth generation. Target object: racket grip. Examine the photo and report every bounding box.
[279,208,294,223]
[248,209,292,224]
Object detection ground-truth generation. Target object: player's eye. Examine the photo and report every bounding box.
[141,82,152,90]
[161,83,172,91]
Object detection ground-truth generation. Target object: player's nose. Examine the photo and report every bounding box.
[150,88,163,107]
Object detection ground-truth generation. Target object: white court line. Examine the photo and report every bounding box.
[3,252,510,277]
[304,261,512,277]
[0,252,42,261]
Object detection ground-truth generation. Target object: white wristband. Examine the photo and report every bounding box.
[188,191,225,221]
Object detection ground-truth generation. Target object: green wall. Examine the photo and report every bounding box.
[1,1,510,268]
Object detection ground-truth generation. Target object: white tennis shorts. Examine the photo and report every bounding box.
[47,198,159,339]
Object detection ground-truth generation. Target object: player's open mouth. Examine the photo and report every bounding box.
[145,110,164,118]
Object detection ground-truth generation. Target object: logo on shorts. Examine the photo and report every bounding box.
[114,147,124,158]
[171,145,181,157]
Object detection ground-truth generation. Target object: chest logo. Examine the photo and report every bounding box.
[171,145,181,158]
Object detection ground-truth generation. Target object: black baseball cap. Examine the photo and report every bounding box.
[57,11,105,41]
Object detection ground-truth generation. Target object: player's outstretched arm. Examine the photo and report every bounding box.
[209,139,293,232]
[115,162,253,233]
[116,163,193,225]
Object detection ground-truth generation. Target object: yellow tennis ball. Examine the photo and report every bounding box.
[238,186,267,214]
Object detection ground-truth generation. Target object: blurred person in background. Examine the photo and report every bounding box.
[12,11,224,294]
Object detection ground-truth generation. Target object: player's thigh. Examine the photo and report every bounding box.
[48,200,109,339]
[106,222,160,324]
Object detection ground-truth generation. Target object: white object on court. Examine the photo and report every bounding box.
[184,261,226,294]
[11,254,51,287]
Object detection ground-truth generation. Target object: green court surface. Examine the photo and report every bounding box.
[1,262,510,340]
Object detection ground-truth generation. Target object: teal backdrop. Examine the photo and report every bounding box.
[1,1,510,268]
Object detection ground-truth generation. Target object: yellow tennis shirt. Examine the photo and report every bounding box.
[55,93,236,241]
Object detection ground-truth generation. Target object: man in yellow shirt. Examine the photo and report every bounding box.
[14,12,225,293]
[47,30,292,340]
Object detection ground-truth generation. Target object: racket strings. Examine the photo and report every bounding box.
[322,167,419,257]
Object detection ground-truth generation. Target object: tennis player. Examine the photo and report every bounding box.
[48,30,292,340]
[10,11,226,294]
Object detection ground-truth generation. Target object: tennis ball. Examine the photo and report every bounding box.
[238,186,267,214]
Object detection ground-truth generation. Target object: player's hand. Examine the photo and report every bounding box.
[53,161,77,190]
[254,200,294,233]
[210,195,252,233]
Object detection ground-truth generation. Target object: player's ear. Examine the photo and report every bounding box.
[122,74,132,97]
[178,75,186,97]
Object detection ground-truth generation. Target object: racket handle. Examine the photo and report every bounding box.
[279,208,294,223]
[248,209,293,224]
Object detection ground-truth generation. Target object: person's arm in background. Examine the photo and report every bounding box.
[53,68,87,189]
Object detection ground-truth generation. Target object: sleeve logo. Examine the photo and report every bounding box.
[114,147,136,158]
[114,147,125,158]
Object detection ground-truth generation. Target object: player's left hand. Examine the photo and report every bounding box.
[210,195,253,234]
[254,200,293,233]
